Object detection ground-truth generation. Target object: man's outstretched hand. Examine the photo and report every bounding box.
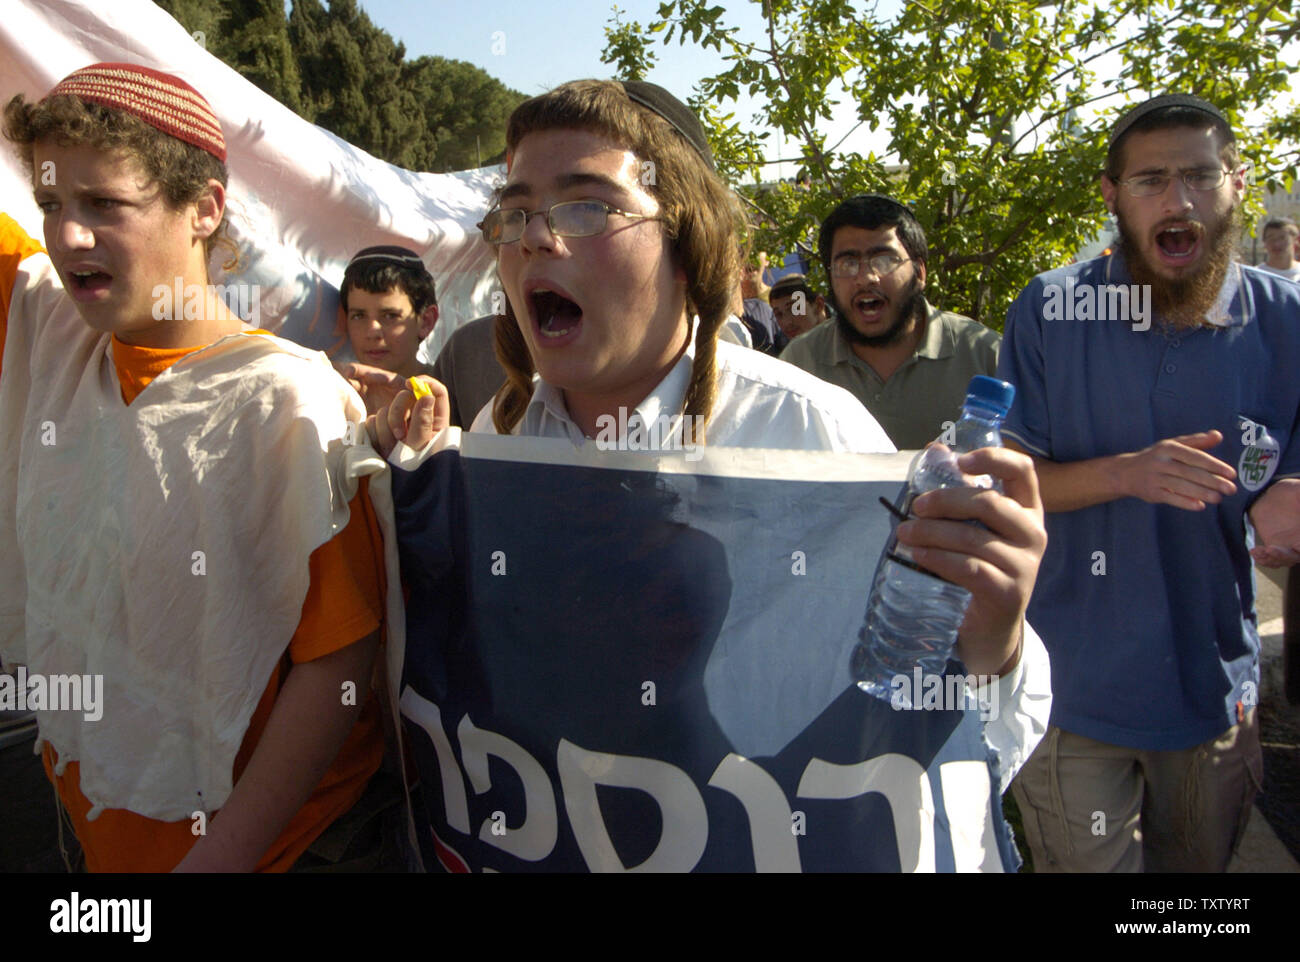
[335,361,407,416]
[1250,478,1300,568]
[1115,430,1237,511]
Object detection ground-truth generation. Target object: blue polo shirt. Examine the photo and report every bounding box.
[998,253,1300,750]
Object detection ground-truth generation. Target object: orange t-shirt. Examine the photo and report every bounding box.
[0,218,386,870]
[0,214,44,383]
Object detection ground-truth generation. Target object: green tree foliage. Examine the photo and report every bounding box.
[403,56,527,171]
[154,0,524,171]
[603,0,1300,326]
[155,0,304,113]
[288,0,433,167]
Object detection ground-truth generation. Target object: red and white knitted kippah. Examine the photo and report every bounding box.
[46,62,226,163]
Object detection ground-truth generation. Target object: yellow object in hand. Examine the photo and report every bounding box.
[407,376,432,400]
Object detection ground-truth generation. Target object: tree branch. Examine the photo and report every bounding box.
[941,212,1038,271]
[760,0,839,192]
[1046,6,1185,87]
[1005,84,1141,155]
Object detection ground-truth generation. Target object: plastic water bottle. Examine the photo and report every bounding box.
[851,375,1016,705]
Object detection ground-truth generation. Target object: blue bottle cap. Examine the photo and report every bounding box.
[964,375,1015,416]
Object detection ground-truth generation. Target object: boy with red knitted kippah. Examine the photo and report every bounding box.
[0,63,388,872]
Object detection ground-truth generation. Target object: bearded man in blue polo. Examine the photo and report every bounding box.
[998,93,1300,872]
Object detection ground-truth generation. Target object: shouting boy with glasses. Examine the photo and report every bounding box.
[780,194,1002,450]
[370,80,1051,871]
[998,93,1300,872]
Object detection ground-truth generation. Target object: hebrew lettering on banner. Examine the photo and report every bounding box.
[392,435,1015,873]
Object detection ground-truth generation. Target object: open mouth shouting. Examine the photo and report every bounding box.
[1152,221,1203,269]
[851,289,889,324]
[64,264,112,303]
[526,281,584,346]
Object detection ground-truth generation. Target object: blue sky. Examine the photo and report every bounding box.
[355,0,770,98]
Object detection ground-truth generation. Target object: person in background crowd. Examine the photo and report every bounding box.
[769,273,827,341]
[1258,216,1300,282]
[340,244,439,377]
[334,245,440,419]
[780,194,1000,450]
[737,249,785,354]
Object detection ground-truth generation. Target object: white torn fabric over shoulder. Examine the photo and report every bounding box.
[0,260,399,821]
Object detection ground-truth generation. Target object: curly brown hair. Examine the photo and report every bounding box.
[490,80,742,441]
[3,92,235,269]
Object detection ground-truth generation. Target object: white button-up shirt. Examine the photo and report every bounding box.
[469,334,896,453]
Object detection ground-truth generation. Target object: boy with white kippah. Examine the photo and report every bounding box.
[339,244,439,378]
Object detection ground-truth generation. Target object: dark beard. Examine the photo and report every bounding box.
[1116,204,1240,330]
[833,275,927,348]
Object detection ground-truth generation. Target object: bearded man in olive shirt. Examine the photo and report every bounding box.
[780,194,1000,449]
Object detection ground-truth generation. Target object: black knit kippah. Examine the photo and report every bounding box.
[848,193,914,219]
[1109,94,1231,152]
[621,80,715,171]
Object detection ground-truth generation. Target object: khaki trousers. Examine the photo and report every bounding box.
[1011,711,1262,872]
